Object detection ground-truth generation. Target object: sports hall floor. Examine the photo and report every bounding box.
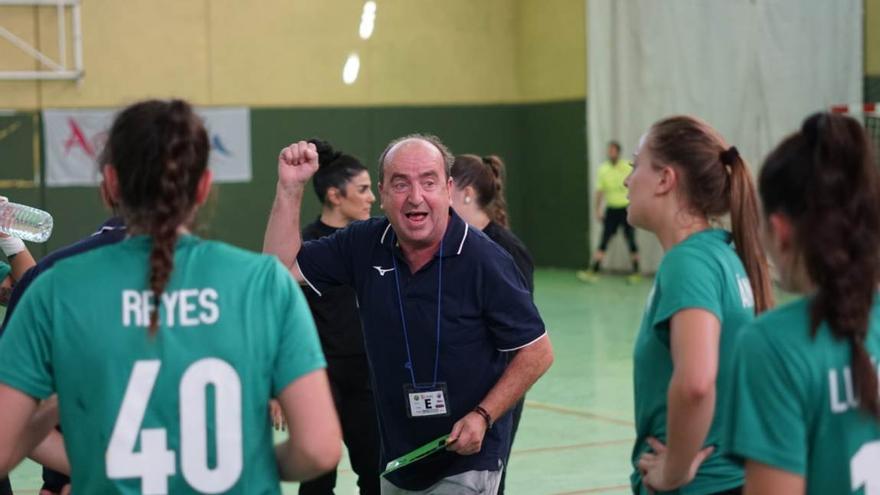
[8,270,666,494]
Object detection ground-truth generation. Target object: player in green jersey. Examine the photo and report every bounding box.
[627,116,774,494]
[725,112,880,494]
[0,99,341,494]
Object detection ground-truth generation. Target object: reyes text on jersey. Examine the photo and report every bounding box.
[122,289,219,328]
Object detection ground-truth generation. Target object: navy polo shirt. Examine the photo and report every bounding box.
[296,209,545,490]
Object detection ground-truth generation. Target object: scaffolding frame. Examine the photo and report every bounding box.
[0,0,82,81]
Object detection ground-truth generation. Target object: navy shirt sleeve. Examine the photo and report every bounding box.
[296,221,363,295]
[481,246,545,351]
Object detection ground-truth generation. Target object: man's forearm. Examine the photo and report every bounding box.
[263,184,306,269]
[478,336,553,423]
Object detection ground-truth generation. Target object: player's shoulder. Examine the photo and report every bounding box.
[749,298,811,342]
[348,216,391,239]
[669,229,734,264]
[462,226,520,274]
[189,238,288,280]
[45,238,128,277]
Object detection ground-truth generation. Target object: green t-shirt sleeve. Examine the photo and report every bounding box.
[268,258,327,397]
[652,248,724,329]
[724,323,807,475]
[0,274,54,400]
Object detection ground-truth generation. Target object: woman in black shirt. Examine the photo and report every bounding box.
[450,154,535,494]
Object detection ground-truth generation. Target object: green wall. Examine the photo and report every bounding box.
[867,76,880,101]
[0,102,590,268]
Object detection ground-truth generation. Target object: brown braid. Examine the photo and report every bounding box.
[100,100,209,334]
[760,113,880,418]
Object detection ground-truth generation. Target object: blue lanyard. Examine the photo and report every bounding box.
[390,234,443,390]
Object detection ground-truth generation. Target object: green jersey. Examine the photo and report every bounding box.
[0,235,325,494]
[724,296,880,494]
[632,229,755,494]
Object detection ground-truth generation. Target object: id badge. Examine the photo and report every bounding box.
[404,383,450,418]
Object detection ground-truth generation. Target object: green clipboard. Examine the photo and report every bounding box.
[382,434,451,476]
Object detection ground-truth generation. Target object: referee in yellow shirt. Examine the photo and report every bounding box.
[578,141,640,282]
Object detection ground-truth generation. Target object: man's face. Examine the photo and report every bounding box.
[608,144,620,162]
[378,140,452,249]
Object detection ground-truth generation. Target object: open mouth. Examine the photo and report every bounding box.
[404,212,429,224]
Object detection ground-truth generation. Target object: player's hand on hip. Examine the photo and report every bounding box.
[277,141,319,192]
[446,412,488,456]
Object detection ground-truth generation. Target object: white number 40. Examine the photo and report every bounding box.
[852,441,880,495]
[105,358,243,494]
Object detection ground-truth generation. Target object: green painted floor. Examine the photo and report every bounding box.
[9,269,652,494]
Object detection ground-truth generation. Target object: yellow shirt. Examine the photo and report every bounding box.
[597,160,633,208]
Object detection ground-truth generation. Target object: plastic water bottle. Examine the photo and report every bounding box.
[0,202,54,243]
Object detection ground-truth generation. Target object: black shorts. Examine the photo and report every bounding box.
[599,207,637,252]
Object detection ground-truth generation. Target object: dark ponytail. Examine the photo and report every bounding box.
[101,100,209,335]
[648,116,774,313]
[451,154,511,228]
[760,113,880,418]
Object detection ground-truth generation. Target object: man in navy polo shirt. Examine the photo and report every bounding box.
[263,135,554,494]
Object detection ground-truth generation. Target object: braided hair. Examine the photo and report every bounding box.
[100,99,209,334]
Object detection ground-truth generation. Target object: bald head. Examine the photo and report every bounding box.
[378,134,453,185]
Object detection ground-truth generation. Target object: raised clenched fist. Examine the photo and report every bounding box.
[277,141,319,192]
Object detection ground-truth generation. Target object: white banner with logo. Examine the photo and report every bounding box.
[43,107,252,186]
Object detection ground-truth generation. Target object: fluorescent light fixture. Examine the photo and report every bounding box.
[359,1,376,40]
[343,53,360,85]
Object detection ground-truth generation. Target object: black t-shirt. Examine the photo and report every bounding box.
[302,219,367,358]
[482,221,534,294]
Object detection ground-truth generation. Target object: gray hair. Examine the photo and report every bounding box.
[377,133,454,184]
